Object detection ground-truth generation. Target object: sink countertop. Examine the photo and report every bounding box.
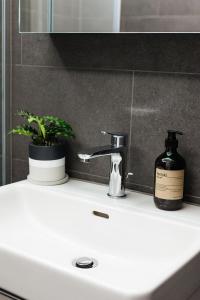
[0,179,199,300]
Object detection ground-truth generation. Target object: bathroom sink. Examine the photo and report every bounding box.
[0,179,199,300]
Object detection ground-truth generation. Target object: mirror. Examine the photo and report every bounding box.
[19,0,200,33]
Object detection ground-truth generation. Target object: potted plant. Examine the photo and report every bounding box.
[10,111,75,185]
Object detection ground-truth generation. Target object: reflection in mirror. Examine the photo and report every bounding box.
[20,0,50,32]
[20,0,200,33]
[20,0,121,32]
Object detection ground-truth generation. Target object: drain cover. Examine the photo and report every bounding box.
[73,257,98,269]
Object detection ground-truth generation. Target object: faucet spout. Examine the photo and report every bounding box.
[78,145,125,161]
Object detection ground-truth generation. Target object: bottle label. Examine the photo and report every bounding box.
[155,168,184,200]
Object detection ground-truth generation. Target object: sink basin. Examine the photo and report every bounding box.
[0,179,199,300]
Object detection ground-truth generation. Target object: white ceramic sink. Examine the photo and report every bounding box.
[0,179,199,300]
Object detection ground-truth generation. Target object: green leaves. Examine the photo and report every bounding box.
[10,124,37,137]
[10,110,75,146]
[43,115,75,142]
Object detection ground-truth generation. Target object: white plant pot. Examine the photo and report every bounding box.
[27,143,68,185]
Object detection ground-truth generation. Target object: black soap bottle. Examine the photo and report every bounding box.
[154,130,186,211]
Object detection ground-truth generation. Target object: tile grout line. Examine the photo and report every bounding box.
[70,170,108,180]
[128,181,152,189]
[127,71,135,173]
[20,33,23,65]
[11,159,200,201]
[13,63,200,77]
[14,64,133,73]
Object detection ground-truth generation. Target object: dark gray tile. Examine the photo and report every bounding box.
[69,169,108,185]
[129,72,200,200]
[11,0,21,65]
[21,33,200,74]
[12,134,29,161]
[12,158,28,182]
[12,66,133,178]
[127,181,153,195]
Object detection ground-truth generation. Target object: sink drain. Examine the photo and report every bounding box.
[73,257,98,269]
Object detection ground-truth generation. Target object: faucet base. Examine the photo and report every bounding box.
[107,193,127,199]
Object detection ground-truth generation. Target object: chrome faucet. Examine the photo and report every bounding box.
[78,131,129,198]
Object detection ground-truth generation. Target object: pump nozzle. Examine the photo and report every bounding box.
[167,130,183,136]
[165,130,183,148]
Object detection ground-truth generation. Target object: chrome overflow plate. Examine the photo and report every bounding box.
[73,257,98,269]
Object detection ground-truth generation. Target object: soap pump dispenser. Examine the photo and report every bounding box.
[154,130,186,211]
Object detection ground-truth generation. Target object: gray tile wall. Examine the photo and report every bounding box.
[11,0,200,204]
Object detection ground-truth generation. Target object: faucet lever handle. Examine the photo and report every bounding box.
[101,131,116,136]
[101,131,127,147]
[126,172,134,179]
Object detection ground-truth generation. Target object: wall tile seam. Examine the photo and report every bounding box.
[12,64,200,77]
[127,184,200,201]
[20,34,23,65]
[71,169,200,200]
[69,171,152,192]
[69,170,108,180]
[127,72,134,170]
[133,69,200,76]
[11,160,108,181]
[11,158,200,201]
[13,64,134,73]
[127,181,152,189]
